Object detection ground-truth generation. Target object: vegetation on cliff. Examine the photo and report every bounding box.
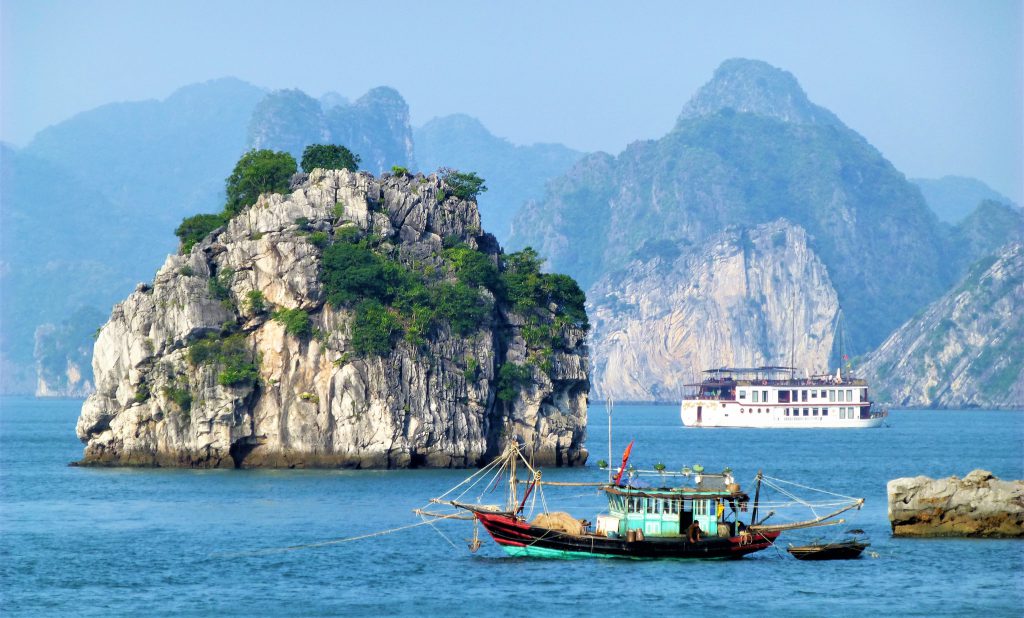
[77,155,591,468]
[318,213,587,372]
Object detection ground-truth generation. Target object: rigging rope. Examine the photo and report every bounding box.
[211,513,467,558]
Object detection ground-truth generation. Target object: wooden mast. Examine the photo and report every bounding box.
[751,470,763,525]
[606,397,614,484]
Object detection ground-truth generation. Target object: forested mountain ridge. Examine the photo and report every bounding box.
[511,58,951,360]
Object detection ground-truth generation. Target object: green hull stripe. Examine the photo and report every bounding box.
[500,544,733,561]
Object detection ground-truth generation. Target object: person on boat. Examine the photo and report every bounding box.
[687,521,702,543]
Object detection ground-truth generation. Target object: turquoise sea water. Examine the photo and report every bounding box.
[1,397,1022,616]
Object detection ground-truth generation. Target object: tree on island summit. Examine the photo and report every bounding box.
[176,149,295,252]
[440,167,488,199]
[301,144,361,174]
[224,149,297,215]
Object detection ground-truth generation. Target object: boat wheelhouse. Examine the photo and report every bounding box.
[681,366,887,429]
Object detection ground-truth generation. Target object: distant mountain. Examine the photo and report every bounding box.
[862,242,1023,409]
[677,58,844,128]
[588,220,840,400]
[415,114,583,242]
[1,80,421,394]
[34,306,106,397]
[249,86,415,174]
[913,176,1016,224]
[947,200,1024,277]
[25,77,267,229]
[0,145,132,392]
[2,78,267,394]
[512,58,949,360]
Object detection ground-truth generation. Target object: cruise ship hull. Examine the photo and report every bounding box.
[680,401,886,428]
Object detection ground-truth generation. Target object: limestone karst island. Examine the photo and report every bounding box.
[75,152,590,469]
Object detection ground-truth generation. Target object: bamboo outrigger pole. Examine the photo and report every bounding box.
[749,499,865,533]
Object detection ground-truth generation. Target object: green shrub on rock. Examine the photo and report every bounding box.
[301,144,360,173]
[441,169,488,199]
[351,300,402,356]
[496,362,532,402]
[175,213,227,254]
[225,149,296,216]
[245,290,266,314]
[272,307,312,339]
[186,332,260,387]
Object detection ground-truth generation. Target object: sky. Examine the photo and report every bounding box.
[2,0,1021,203]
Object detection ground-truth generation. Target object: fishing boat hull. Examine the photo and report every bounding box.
[474,512,780,560]
[787,541,869,560]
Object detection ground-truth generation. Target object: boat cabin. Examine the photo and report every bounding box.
[596,474,748,540]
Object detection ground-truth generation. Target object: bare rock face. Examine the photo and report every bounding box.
[588,220,838,401]
[888,470,1024,537]
[862,242,1023,409]
[76,169,589,468]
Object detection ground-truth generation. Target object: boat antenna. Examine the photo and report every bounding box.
[789,286,797,371]
[606,397,614,484]
[837,308,845,374]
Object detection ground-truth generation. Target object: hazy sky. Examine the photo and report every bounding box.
[2,0,1021,202]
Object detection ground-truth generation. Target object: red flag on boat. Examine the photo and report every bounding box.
[612,440,634,486]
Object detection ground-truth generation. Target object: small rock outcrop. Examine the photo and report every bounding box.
[888,470,1024,537]
[76,169,589,468]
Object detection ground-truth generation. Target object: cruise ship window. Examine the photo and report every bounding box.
[811,389,817,398]
[822,408,828,416]
[739,390,746,399]
[803,408,809,416]
[828,390,835,402]
[801,390,808,402]
[752,391,760,403]
[762,390,768,402]
[813,408,818,416]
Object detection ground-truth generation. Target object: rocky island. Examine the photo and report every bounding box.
[75,165,590,468]
[888,470,1024,537]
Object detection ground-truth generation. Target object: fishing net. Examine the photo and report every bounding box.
[531,512,585,536]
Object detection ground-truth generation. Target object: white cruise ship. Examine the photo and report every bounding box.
[680,366,887,429]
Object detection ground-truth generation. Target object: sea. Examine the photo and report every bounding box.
[1,397,1021,617]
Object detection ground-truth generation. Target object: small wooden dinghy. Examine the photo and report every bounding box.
[787,539,869,560]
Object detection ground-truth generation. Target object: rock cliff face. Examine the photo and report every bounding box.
[588,221,838,400]
[862,242,1023,409]
[888,470,1024,537]
[510,58,948,358]
[76,170,589,468]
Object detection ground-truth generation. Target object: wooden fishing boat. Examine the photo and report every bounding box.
[787,539,870,560]
[422,441,864,560]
